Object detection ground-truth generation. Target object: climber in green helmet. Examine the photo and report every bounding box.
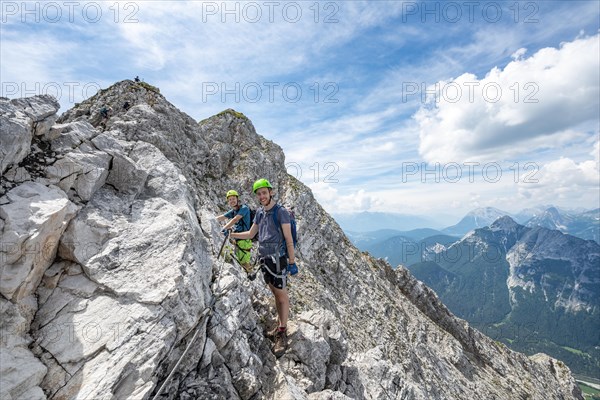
[216,190,253,273]
[230,178,296,358]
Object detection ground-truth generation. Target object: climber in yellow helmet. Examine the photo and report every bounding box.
[216,190,253,273]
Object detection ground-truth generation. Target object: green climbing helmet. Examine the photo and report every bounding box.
[226,190,239,199]
[253,178,272,193]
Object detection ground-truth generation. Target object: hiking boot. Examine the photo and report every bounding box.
[273,329,288,358]
[266,325,279,340]
[242,263,253,273]
[241,263,256,280]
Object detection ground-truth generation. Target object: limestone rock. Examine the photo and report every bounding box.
[0,346,48,400]
[9,95,60,122]
[308,390,353,400]
[0,298,48,400]
[0,95,60,174]
[0,100,33,174]
[46,150,110,201]
[0,181,78,300]
[46,121,98,152]
[281,309,348,393]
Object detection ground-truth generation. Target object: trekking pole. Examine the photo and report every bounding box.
[217,237,227,259]
[217,230,231,259]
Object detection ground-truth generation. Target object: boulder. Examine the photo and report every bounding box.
[0,182,78,301]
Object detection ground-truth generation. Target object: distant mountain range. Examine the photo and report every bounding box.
[333,212,439,232]
[442,206,599,242]
[342,206,599,244]
[342,207,600,377]
[349,232,458,267]
[525,207,600,243]
[345,228,448,248]
[441,207,509,235]
[408,217,600,377]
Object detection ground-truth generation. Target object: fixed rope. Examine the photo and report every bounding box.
[151,305,212,400]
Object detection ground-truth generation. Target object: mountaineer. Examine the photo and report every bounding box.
[216,190,253,273]
[230,178,297,357]
[99,106,111,119]
[99,106,112,129]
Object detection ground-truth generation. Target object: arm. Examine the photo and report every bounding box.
[280,223,295,264]
[230,223,258,240]
[216,210,233,222]
[223,214,242,230]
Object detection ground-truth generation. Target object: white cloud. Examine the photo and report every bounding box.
[363,140,395,153]
[535,156,599,188]
[281,106,410,169]
[515,146,600,206]
[308,182,383,214]
[114,1,406,83]
[511,48,527,60]
[415,34,600,163]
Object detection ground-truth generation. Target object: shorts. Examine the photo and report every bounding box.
[260,255,288,290]
[235,239,252,265]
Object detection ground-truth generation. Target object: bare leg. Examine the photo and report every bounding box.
[268,283,289,328]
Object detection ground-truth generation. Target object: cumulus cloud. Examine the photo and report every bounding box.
[415,34,600,163]
[516,144,600,205]
[308,182,382,213]
[511,48,527,60]
[541,158,597,186]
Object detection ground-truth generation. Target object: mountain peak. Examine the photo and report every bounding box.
[490,215,520,231]
[544,206,562,216]
[443,207,510,235]
[469,206,507,216]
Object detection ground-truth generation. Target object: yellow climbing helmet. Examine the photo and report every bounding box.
[226,190,239,199]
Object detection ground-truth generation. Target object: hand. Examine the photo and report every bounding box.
[287,262,298,276]
[222,228,230,237]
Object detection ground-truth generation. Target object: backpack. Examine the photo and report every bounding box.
[247,207,258,241]
[237,205,257,240]
[272,204,297,256]
[249,208,256,229]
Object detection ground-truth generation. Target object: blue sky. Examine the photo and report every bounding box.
[1,1,599,225]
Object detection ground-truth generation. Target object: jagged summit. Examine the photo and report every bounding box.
[58,80,162,124]
[0,86,583,399]
[489,215,520,231]
[443,206,510,235]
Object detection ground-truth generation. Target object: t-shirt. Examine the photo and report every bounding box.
[254,204,291,256]
[224,204,251,233]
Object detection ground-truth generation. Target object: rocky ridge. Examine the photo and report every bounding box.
[0,80,583,399]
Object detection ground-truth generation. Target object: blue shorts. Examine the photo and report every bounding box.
[260,255,288,289]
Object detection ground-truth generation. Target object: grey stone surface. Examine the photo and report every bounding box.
[0,182,78,300]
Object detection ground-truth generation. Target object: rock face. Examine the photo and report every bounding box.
[0,82,583,399]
